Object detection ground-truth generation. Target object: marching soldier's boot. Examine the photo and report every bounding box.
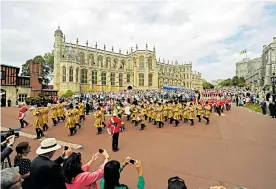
[169,118,173,124]
[190,119,194,126]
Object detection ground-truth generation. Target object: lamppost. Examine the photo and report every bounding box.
[271,73,276,102]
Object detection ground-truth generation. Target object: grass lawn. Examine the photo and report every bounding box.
[244,103,262,113]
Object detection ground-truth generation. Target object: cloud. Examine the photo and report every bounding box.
[1,0,276,81]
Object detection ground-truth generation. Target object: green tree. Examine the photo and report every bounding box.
[232,76,239,86]
[21,51,54,85]
[62,90,74,98]
[202,79,214,89]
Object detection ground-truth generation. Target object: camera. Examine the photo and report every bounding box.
[0,128,20,143]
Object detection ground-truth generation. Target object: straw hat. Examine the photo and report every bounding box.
[36,138,61,155]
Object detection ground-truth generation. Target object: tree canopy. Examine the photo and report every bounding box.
[218,76,246,87]
[21,51,54,85]
[202,79,214,89]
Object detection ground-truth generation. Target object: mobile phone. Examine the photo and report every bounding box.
[64,146,69,150]
[129,159,135,164]
[99,149,104,153]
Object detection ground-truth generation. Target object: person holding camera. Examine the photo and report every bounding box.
[107,112,122,152]
[63,149,109,189]
[100,157,145,189]
[1,135,15,166]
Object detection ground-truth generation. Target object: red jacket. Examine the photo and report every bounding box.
[107,116,122,134]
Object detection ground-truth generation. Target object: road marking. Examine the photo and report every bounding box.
[1,127,84,150]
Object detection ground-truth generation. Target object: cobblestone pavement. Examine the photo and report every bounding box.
[1,106,276,189]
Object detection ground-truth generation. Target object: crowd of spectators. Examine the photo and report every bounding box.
[1,137,189,189]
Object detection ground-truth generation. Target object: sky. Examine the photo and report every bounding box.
[1,0,276,82]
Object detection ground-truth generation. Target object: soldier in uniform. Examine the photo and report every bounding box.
[74,106,81,129]
[79,101,85,122]
[99,103,106,128]
[94,107,103,135]
[163,101,168,122]
[196,102,203,122]
[147,103,152,123]
[118,104,125,132]
[173,101,180,127]
[65,109,76,136]
[188,103,195,126]
[156,103,164,128]
[42,107,49,131]
[168,101,174,124]
[203,101,211,125]
[51,105,58,126]
[131,103,138,126]
[33,108,44,139]
[182,103,188,123]
[139,105,147,130]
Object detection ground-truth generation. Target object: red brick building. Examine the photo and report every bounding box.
[0,61,58,107]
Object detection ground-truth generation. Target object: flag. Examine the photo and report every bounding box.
[240,49,247,55]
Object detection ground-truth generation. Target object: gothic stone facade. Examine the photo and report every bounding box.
[53,28,202,95]
[236,37,276,91]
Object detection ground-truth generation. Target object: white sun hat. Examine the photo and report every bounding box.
[36,138,61,155]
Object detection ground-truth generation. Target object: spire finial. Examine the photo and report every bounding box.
[58,22,60,30]
[119,48,121,54]
[86,40,88,46]
[95,42,98,49]
[136,44,138,50]
[76,38,79,44]
[153,46,155,52]
[146,43,148,50]
[112,46,114,52]
[104,44,106,51]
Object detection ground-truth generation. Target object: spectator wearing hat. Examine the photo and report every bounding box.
[29,138,71,189]
[107,112,122,152]
[1,167,23,189]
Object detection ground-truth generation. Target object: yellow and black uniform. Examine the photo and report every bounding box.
[51,105,58,126]
[147,104,153,123]
[203,102,211,125]
[173,102,180,127]
[131,105,138,126]
[139,105,147,130]
[33,108,44,139]
[182,103,188,123]
[188,103,195,126]
[156,103,164,128]
[100,106,106,127]
[65,109,76,136]
[42,107,49,131]
[57,104,65,122]
[152,103,157,125]
[79,102,85,121]
[118,105,125,131]
[163,102,169,122]
[74,106,81,129]
[196,103,203,122]
[94,107,103,134]
[168,103,174,124]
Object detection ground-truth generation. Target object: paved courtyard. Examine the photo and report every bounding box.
[1,106,276,189]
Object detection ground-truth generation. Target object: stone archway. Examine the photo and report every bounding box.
[1,89,6,107]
